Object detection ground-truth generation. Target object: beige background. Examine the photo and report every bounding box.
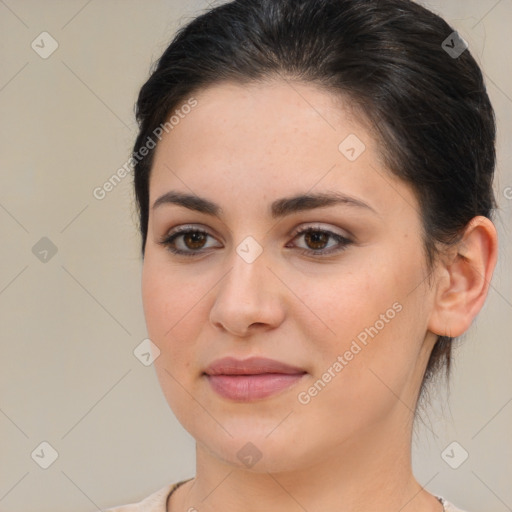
[0,1,511,511]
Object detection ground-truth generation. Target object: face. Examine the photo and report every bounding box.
[142,80,439,472]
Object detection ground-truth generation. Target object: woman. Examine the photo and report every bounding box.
[106,0,498,510]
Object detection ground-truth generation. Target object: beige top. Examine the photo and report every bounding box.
[103,479,468,512]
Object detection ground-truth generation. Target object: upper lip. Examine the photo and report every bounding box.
[204,356,306,376]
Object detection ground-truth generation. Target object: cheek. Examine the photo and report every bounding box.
[142,256,205,418]
[141,256,201,366]
[292,261,405,350]
[297,247,427,395]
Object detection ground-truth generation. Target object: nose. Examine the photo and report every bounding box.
[209,242,286,337]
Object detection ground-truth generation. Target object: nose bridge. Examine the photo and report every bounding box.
[209,234,284,334]
[224,235,270,298]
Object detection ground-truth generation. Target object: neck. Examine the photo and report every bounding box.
[171,410,441,512]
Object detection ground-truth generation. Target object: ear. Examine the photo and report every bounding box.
[428,216,498,338]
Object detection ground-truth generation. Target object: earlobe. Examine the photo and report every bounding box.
[428,216,498,338]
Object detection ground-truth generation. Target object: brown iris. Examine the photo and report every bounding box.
[184,231,208,250]
[303,230,329,250]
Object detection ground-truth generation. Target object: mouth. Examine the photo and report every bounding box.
[203,356,307,401]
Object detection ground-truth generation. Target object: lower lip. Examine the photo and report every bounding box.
[205,373,306,401]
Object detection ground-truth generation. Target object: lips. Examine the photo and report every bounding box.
[204,356,306,376]
[203,356,307,401]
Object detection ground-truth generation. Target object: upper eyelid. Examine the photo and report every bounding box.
[290,224,351,240]
[163,224,352,248]
[164,223,351,241]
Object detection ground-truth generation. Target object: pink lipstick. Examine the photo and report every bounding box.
[204,356,307,401]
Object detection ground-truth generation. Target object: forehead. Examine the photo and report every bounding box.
[159,79,369,153]
[149,80,416,222]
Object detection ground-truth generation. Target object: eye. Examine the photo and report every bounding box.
[287,225,353,257]
[158,224,353,258]
[158,225,221,256]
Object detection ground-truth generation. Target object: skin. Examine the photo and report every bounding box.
[141,80,498,512]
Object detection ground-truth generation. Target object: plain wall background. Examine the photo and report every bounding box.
[0,1,510,511]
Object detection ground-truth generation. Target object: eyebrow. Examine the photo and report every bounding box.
[152,190,377,218]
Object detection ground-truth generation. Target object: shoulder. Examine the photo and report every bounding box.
[101,480,189,512]
[437,496,470,512]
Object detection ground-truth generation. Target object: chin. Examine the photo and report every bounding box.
[193,424,327,474]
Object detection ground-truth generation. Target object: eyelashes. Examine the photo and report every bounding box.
[158,225,353,258]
